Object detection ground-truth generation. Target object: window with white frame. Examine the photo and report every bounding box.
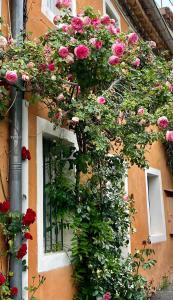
[41,0,76,23]
[103,0,120,28]
[145,167,166,244]
[37,117,78,272]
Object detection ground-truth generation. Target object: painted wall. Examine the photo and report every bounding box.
[129,142,173,288]
[1,0,173,298]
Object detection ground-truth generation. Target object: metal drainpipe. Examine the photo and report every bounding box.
[9,1,24,299]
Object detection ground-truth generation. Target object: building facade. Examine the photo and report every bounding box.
[0,0,173,299]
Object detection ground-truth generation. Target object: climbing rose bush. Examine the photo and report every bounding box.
[0,4,173,300]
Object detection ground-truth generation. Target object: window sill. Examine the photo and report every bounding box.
[149,233,166,244]
[38,251,71,273]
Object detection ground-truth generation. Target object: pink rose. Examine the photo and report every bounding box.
[83,16,91,25]
[70,37,77,43]
[53,15,61,25]
[71,17,83,31]
[55,110,63,119]
[128,32,139,44]
[101,15,111,25]
[56,0,71,9]
[57,93,65,101]
[74,45,90,59]
[60,23,69,32]
[133,58,140,67]
[89,38,103,49]
[123,194,129,201]
[22,74,29,81]
[166,131,173,142]
[149,40,156,48]
[166,81,173,92]
[65,54,74,64]
[91,18,101,29]
[5,71,18,83]
[112,42,125,56]
[108,55,120,65]
[58,46,69,58]
[137,108,144,115]
[157,116,169,129]
[97,96,106,104]
[48,63,55,71]
[107,24,119,35]
[110,19,116,25]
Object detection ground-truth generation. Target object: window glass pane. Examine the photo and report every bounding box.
[47,0,59,15]
[43,137,74,253]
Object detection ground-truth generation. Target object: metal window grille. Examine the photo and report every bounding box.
[43,138,73,253]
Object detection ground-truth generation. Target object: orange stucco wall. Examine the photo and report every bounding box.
[129,142,173,287]
[1,0,173,298]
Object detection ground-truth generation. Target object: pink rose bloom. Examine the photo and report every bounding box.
[157,116,169,129]
[101,14,111,25]
[91,18,101,29]
[65,54,74,64]
[149,40,156,48]
[166,131,173,142]
[22,74,29,81]
[97,96,106,104]
[71,17,83,31]
[107,24,119,35]
[74,45,90,59]
[55,110,63,119]
[108,55,120,65]
[67,73,73,81]
[48,63,55,71]
[70,37,77,43]
[112,42,125,56]
[60,23,69,32]
[123,194,129,201]
[101,292,111,300]
[57,93,65,101]
[137,107,144,115]
[133,58,140,67]
[56,0,71,9]
[53,15,61,25]
[166,81,173,92]
[58,46,69,58]
[89,38,103,49]
[128,32,139,44]
[5,71,18,83]
[83,16,91,25]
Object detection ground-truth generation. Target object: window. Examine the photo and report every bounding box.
[37,117,78,272]
[43,137,74,253]
[145,167,166,244]
[41,0,76,23]
[103,0,120,28]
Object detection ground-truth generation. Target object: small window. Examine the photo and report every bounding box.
[145,168,166,243]
[42,0,76,23]
[104,0,120,28]
[43,137,75,253]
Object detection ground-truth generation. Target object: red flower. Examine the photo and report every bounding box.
[22,208,36,226]
[0,273,6,285]
[0,200,10,213]
[10,287,18,296]
[22,146,27,160]
[26,149,31,160]
[48,63,55,71]
[16,243,27,259]
[24,232,33,240]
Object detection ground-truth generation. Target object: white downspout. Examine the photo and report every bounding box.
[22,99,29,300]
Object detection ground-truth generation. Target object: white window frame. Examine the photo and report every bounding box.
[145,167,166,244]
[37,117,78,272]
[103,0,121,29]
[41,0,76,23]
[0,0,2,18]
